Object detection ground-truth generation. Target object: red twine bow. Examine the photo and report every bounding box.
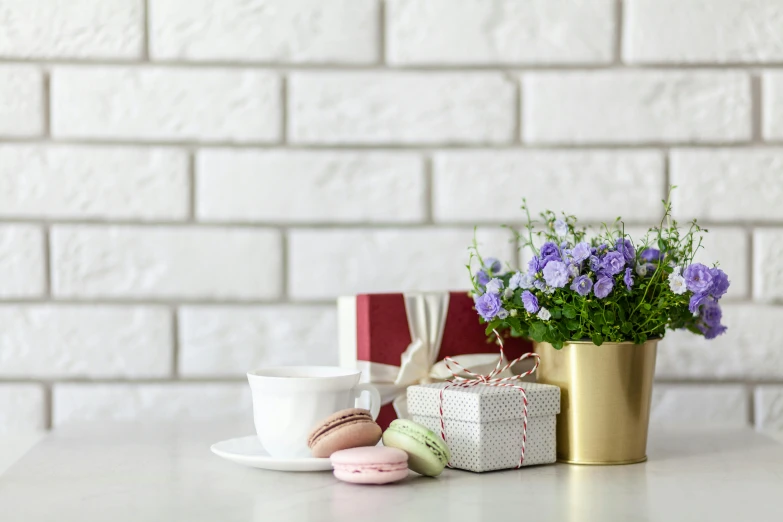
[438,329,540,469]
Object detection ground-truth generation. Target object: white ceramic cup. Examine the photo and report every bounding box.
[247,366,381,459]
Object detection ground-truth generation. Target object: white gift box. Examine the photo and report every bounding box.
[407,382,560,472]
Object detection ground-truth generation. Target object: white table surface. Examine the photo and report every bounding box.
[1,422,782,522]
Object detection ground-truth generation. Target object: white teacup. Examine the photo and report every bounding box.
[247,366,381,459]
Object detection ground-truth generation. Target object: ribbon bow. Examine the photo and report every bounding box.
[438,330,540,469]
[357,293,509,419]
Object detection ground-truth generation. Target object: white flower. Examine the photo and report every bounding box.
[503,287,514,299]
[537,307,552,321]
[509,272,523,290]
[554,219,568,237]
[668,272,687,295]
[635,263,648,277]
[510,309,518,317]
[519,274,535,289]
[498,309,509,319]
[485,278,503,295]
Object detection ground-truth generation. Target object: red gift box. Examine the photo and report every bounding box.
[338,292,532,429]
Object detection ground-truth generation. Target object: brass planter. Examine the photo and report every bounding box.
[535,339,658,465]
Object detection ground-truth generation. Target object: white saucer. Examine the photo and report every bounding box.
[210,436,333,472]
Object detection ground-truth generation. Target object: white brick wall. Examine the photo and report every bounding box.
[0,145,189,220]
[0,66,44,137]
[625,0,783,64]
[0,0,144,60]
[51,226,282,300]
[522,71,752,144]
[51,67,281,143]
[0,305,172,378]
[386,0,615,65]
[288,72,515,144]
[0,385,46,432]
[433,150,665,223]
[0,225,46,297]
[0,0,781,432]
[149,0,379,64]
[651,385,749,427]
[53,383,251,426]
[196,150,426,223]
[179,305,338,376]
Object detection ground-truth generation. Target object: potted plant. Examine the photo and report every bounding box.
[468,195,729,465]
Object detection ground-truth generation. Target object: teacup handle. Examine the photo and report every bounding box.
[353,384,381,420]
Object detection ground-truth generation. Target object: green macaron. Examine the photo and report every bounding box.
[382,419,450,477]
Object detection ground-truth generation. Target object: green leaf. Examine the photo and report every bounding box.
[484,319,501,335]
[592,333,604,346]
[553,298,564,304]
[529,322,547,342]
[621,322,632,334]
[556,321,570,337]
[601,325,612,335]
[565,318,580,331]
[605,310,615,324]
[551,307,563,320]
[643,303,652,311]
[593,313,604,326]
[552,340,564,350]
[563,305,577,319]
[618,307,627,322]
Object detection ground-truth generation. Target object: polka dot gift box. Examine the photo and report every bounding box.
[407,382,560,472]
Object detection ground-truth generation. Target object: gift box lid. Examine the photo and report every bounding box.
[407,382,560,422]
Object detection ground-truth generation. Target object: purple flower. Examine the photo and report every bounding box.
[708,267,730,298]
[700,300,723,327]
[588,255,601,272]
[572,242,591,263]
[624,267,634,290]
[683,263,713,294]
[543,260,570,288]
[567,262,580,278]
[533,279,546,291]
[703,324,727,340]
[521,290,540,314]
[519,274,535,289]
[600,251,626,276]
[689,292,709,314]
[475,293,502,321]
[616,238,636,262]
[509,272,523,290]
[570,275,593,296]
[476,270,490,286]
[484,257,502,274]
[497,309,509,320]
[554,219,568,237]
[485,278,503,295]
[641,248,663,262]
[527,256,543,275]
[594,276,614,299]
[539,242,561,266]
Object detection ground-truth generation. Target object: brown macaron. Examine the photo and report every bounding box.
[307,408,382,458]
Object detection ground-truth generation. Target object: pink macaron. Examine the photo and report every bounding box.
[330,447,409,485]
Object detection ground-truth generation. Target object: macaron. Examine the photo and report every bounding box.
[307,408,382,458]
[381,419,450,477]
[330,446,409,485]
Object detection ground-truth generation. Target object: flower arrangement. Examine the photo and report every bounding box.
[468,195,729,349]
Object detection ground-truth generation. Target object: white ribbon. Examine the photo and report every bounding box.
[356,292,509,419]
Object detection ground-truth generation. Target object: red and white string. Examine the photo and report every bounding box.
[438,330,540,469]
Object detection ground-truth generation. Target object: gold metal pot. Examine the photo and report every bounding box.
[535,339,658,465]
